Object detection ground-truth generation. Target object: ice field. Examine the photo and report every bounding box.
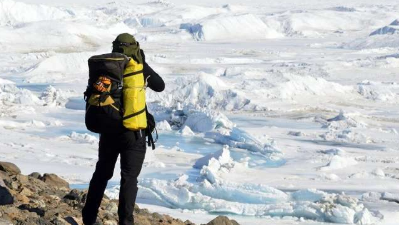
[1,0,399,224]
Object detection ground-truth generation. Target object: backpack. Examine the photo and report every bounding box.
[84,53,158,149]
[84,53,129,134]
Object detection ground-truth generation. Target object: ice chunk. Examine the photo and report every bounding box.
[291,189,326,202]
[180,125,195,136]
[184,110,234,133]
[320,155,357,171]
[67,132,98,145]
[40,86,69,107]
[156,120,172,131]
[371,168,385,177]
[194,145,231,169]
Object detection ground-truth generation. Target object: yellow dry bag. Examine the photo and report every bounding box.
[122,58,147,130]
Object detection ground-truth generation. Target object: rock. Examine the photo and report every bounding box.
[184,220,195,225]
[0,178,6,188]
[19,187,33,197]
[105,202,118,215]
[10,181,19,190]
[0,171,11,187]
[19,217,50,225]
[0,162,21,175]
[0,180,13,205]
[45,203,72,220]
[16,175,29,186]
[15,193,30,204]
[41,174,69,189]
[205,216,240,225]
[64,189,81,201]
[51,217,70,225]
[103,220,117,225]
[2,206,21,221]
[18,204,46,217]
[64,217,84,225]
[0,218,13,225]
[134,214,152,225]
[29,172,42,180]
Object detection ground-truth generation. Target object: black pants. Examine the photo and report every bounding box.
[82,130,146,225]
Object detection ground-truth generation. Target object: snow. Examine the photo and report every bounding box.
[0,0,72,26]
[2,0,399,224]
[181,14,284,41]
[156,120,172,131]
[320,155,358,171]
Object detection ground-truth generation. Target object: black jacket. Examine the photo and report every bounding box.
[141,50,165,92]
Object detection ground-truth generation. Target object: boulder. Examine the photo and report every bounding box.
[0,179,13,205]
[41,174,69,189]
[63,189,82,201]
[205,216,240,225]
[0,162,21,175]
[29,172,42,180]
[18,204,46,217]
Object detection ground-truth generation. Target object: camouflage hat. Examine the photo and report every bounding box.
[112,33,143,64]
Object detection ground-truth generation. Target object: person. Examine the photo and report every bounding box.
[82,33,165,225]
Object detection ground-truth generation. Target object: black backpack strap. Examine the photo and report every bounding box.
[147,130,156,150]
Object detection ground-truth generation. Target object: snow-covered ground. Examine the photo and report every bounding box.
[1,0,399,224]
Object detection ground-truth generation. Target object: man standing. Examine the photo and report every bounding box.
[82,33,165,225]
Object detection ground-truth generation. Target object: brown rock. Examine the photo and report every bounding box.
[0,218,13,225]
[0,162,21,175]
[3,206,21,220]
[206,216,240,225]
[134,214,152,225]
[0,171,11,187]
[105,202,118,215]
[19,217,50,225]
[41,173,70,189]
[16,174,29,185]
[10,181,19,190]
[15,193,30,204]
[19,187,33,197]
[25,176,50,193]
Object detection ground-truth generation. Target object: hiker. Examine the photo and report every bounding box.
[82,33,165,225]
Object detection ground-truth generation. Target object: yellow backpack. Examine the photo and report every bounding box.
[122,58,147,130]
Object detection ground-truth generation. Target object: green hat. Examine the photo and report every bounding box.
[112,33,143,64]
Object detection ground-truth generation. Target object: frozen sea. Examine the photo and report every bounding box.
[1,0,399,224]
